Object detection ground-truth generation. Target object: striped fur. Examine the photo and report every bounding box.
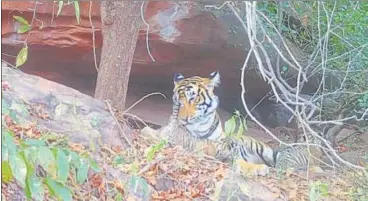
[216,136,278,167]
[275,136,323,170]
[218,135,322,170]
[170,71,223,141]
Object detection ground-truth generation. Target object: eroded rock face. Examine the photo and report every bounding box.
[2,1,230,65]
[1,1,309,128]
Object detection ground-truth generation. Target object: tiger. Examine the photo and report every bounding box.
[141,71,223,141]
[219,135,323,172]
[169,71,223,141]
[140,71,322,175]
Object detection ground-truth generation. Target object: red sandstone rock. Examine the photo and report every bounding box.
[1,1,281,126]
[2,1,228,65]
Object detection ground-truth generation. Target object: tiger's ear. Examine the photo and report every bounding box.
[209,71,220,87]
[174,73,185,83]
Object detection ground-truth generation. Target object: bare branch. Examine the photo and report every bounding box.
[140,1,155,62]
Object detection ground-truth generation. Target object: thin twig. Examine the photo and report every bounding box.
[229,1,364,171]
[204,1,231,10]
[89,1,98,72]
[124,92,166,113]
[123,112,150,128]
[105,100,133,147]
[24,2,39,43]
[140,1,155,62]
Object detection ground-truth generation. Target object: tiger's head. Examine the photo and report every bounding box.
[172,71,220,125]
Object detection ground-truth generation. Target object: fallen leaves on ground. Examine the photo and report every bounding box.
[4,115,42,139]
[132,135,228,200]
[2,103,367,201]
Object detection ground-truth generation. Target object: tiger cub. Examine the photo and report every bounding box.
[219,135,323,172]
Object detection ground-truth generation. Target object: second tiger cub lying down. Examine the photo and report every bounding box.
[141,71,322,175]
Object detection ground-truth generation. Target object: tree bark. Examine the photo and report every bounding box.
[95,1,143,110]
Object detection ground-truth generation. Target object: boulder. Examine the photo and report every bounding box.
[2,64,126,148]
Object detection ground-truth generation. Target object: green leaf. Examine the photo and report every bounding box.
[24,176,32,199]
[236,117,244,138]
[146,140,167,161]
[282,66,289,72]
[45,178,72,201]
[17,24,31,34]
[2,130,17,161]
[112,156,125,167]
[309,185,318,201]
[26,174,45,201]
[130,161,139,175]
[147,147,157,161]
[224,116,236,135]
[38,146,56,175]
[146,149,155,162]
[2,133,9,161]
[57,1,64,16]
[73,1,80,24]
[89,159,101,173]
[22,149,35,176]
[65,150,80,166]
[114,193,123,201]
[9,153,27,187]
[50,147,59,161]
[90,116,99,127]
[64,150,81,181]
[2,161,13,184]
[319,183,329,196]
[13,15,29,25]
[128,176,149,198]
[76,161,88,184]
[21,151,36,200]
[2,98,11,115]
[24,139,46,147]
[309,181,329,201]
[71,152,81,165]
[9,110,18,123]
[57,149,69,183]
[16,45,28,68]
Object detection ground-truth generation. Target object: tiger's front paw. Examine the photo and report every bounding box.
[234,159,270,176]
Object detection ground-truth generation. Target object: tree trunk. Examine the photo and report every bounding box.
[95,1,143,110]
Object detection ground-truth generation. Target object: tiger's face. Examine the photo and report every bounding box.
[172,71,220,125]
